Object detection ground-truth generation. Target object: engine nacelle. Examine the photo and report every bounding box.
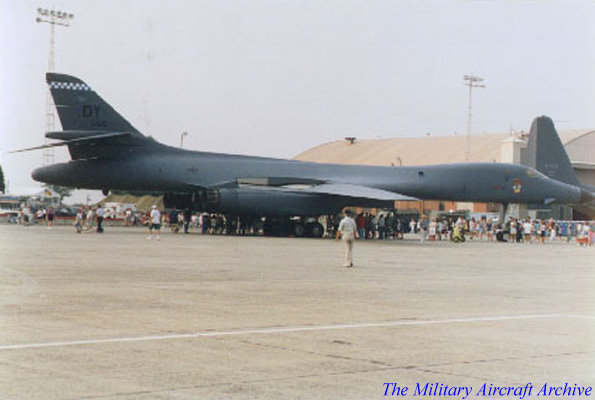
[205,188,345,217]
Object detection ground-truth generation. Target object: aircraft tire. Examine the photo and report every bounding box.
[263,220,286,237]
[309,222,324,238]
[293,223,306,238]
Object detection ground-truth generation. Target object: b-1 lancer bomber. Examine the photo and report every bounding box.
[23,73,595,236]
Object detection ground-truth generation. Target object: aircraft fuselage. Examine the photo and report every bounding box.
[32,142,583,207]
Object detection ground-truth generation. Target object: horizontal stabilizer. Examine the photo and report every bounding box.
[45,130,127,140]
[10,132,133,154]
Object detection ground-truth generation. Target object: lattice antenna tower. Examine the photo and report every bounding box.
[36,8,74,166]
[463,74,486,162]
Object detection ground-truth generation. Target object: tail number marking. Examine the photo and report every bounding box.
[83,105,107,127]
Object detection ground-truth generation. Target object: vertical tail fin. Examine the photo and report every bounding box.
[46,73,141,134]
[524,116,579,186]
[45,73,156,160]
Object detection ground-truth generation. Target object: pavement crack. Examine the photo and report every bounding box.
[231,337,395,367]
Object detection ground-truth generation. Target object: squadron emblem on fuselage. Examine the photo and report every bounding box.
[512,178,522,194]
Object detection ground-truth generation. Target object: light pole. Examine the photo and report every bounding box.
[463,74,485,161]
[36,8,74,166]
[180,131,188,148]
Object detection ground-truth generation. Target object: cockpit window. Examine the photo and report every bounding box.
[526,168,547,179]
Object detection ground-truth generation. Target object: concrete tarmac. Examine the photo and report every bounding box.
[0,224,593,399]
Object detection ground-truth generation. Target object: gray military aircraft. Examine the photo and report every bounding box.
[23,73,594,235]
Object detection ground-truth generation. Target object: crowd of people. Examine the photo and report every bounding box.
[76,206,265,236]
[161,207,264,236]
[496,217,594,245]
[10,204,595,246]
[325,212,407,240]
[14,204,263,236]
[409,215,595,246]
[327,212,595,246]
[13,205,54,227]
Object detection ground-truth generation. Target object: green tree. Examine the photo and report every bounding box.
[0,163,5,194]
[43,184,74,203]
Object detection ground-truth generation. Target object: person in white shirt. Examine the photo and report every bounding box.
[409,219,416,235]
[95,206,104,233]
[336,209,358,268]
[86,208,94,230]
[148,205,162,240]
[523,219,533,243]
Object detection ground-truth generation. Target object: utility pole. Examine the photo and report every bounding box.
[463,74,485,162]
[36,8,74,166]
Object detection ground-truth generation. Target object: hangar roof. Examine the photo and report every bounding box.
[294,130,595,167]
[564,130,595,165]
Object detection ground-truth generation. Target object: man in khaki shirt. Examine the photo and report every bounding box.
[336,209,358,267]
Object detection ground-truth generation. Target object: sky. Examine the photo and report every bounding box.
[1,0,595,203]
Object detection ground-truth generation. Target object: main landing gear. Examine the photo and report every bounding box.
[263,217,324,238]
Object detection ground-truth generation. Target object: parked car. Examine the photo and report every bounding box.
[55,206,78,217]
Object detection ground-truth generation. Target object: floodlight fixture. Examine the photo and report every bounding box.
[463,75,484,84]
[36,7,74,26]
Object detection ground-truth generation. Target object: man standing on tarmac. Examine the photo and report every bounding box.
[148,205,162,240]
[336,209,358,268]
[183,207,192,234]
[96,205,104,233]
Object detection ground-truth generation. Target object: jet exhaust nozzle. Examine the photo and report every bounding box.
[31,166,49,183]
